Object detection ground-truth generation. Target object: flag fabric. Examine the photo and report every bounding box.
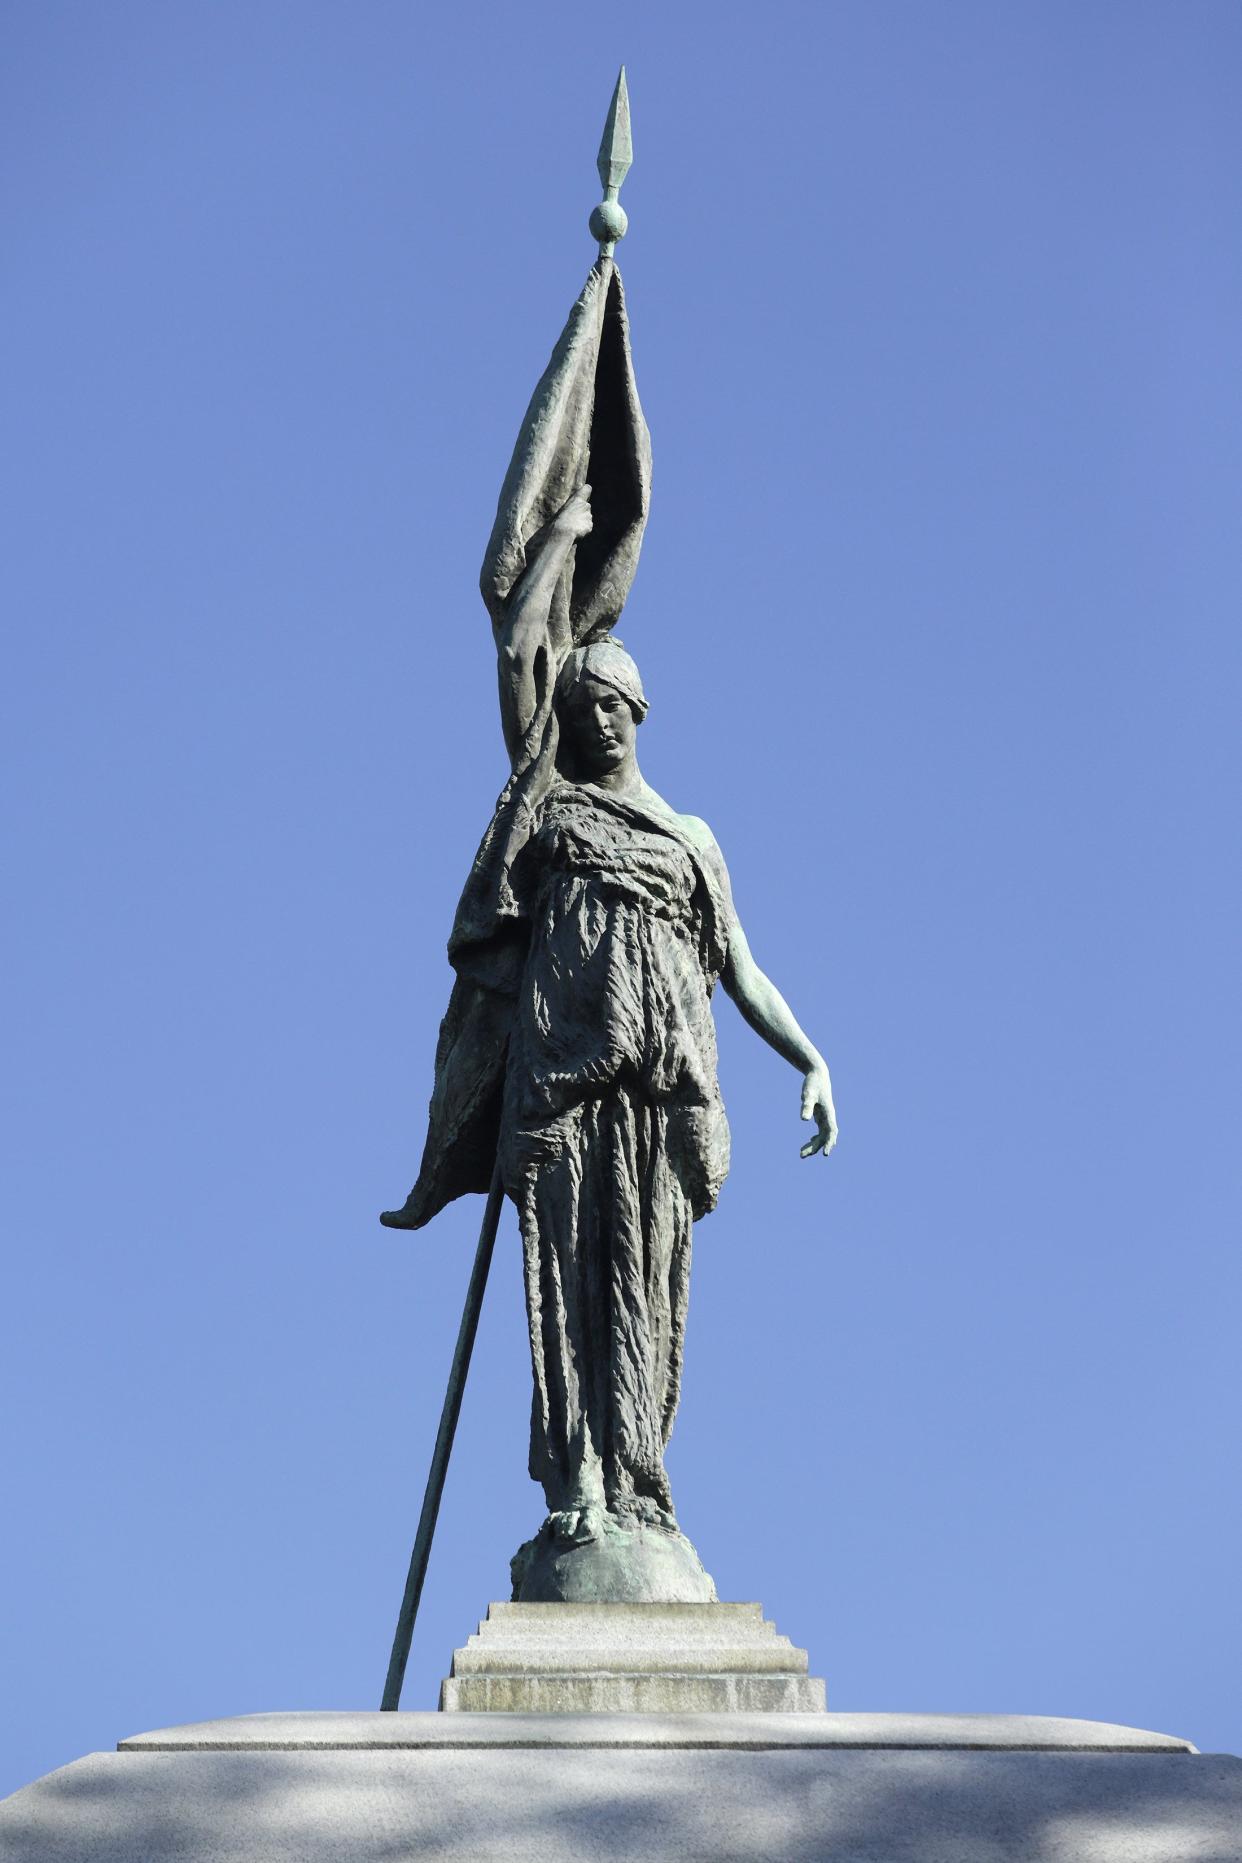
[480,256,651,646]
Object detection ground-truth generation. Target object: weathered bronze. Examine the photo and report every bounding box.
[382,73,836,1643]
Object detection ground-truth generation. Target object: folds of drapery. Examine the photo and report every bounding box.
[392,259,651,1230]
[480,256,651,650]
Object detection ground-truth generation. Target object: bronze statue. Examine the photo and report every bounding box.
[381,74,835,1621]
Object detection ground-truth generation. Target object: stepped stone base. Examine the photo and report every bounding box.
[440,1600,826,1713]
[3,1712,1233,1861]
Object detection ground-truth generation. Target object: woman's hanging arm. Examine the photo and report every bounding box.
[721,912,839,1159]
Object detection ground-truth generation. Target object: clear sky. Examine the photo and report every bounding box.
[2,0,1239,1801]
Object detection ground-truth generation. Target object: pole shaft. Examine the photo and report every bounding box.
[380,1162,506,1711]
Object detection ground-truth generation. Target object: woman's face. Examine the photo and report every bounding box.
[560,673,639,776]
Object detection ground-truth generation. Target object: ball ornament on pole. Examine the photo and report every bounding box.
[591,67,632,257]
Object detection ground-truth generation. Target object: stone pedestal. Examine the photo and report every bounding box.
[439,1599,824,1711]
[3,1710,1236,1861]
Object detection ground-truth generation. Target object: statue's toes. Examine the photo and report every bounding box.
[578,1505,607,1544]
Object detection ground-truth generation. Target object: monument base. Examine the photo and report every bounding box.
[439,1600,825,1711]
[2,1711,1234,1862]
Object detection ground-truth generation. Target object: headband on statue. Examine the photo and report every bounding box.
[556,639,648,720]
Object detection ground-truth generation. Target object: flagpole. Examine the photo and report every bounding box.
[380,1161,506,1711]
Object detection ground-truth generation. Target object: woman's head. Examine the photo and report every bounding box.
[555,640,647,778]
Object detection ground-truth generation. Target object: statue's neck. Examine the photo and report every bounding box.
[584,753,643,796]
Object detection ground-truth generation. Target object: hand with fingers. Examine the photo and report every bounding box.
[553,483,594,541]
[800,1063,838,1159]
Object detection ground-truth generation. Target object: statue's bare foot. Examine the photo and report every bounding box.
[549,1506,605,1546]
[613,1494,678,1534]
[577,1503,608,1543]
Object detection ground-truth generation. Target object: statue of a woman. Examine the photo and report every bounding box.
[384,479,837,1602]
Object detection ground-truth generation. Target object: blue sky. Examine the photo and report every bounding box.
[2,0,1239,1798]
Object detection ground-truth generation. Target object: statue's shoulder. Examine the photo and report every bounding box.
[673,808,734,892]
[675,811,721,856]
[634,783,729,873]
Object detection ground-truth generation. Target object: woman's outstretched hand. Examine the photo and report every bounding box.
[800,1063,838,1159]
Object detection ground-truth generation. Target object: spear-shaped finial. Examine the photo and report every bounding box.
[589,67,631,258]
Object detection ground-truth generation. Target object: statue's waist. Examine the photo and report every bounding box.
[536,865,696,930]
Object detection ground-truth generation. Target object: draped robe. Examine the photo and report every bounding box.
[502,779,731,1518]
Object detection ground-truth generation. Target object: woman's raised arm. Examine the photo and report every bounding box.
[494,486,593,770]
